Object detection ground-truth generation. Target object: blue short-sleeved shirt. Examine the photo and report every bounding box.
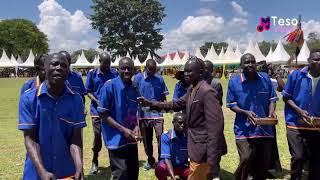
[97,76,139,150]
[160,129,188,167]
[85,68,118,116]
[20,76,41,95]
[133,72,169,119]
[226,72,278,139]
[18,82,86,180]
[66,71,86,96]
[173,81,189,101]
[283,67,320,130]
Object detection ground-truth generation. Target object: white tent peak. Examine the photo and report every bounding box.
[172,51,183,66]
[266,47,273,63]
[218,47,225,59]
[195,47,204,60]
[271,40,290,64]
[71,50,91,67]
[205,45,218,64]
[126,52,131,58]
[234,44,242,58]
[181,50,189,65]
[297,41,310,65]
[21,49,35,67]
[254,42,266,62]
[159,52,172,67]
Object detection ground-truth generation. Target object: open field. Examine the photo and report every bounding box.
[0,76,291,179]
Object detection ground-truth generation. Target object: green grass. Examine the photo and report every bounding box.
[0,76,291,179]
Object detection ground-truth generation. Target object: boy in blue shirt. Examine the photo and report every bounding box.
[85,53,118,174]
[172,70,189,102]
[226,53,278,180]
[155,112,189,180]
[98,57,140,180]
[282,49,320,180]
[18,53,86,180]
[133,59,169,170]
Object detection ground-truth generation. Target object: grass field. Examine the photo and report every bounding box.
[0,76,292,179]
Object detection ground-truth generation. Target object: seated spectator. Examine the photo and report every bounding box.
[155,113,189,180]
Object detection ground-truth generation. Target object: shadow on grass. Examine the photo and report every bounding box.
[84,160,146,180]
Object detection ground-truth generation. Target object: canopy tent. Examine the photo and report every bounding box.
[20,50,35,67]
[111,55,121,67]
[195,47,205,60]
[71,51,92,67]
[134,56,142,67]
[205,44,219,64]
[181,50,189,65]
[269,40,290,64]
[16,55,23,64]
[244,40,265,62]
[234,44,242,59]
[91,55,100,67]
[265,47,273,63]
[159,52,172,67]
[222,44,239,64]
[172,51,183,66]
[0,49,14,67]
[126,52,131,58]
[297,41,310,65]
[141,52,153,66]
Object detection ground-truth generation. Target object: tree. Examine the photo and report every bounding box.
[90,0,165,60]
[258,41,277,56]
[307,32,320,50]
[200,42,228,57]
[71,49,99,64]
[0,19,48,60]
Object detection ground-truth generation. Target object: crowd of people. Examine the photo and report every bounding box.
[17,49,320,180]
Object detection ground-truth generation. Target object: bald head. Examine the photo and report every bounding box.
[59,51,71,66]
[99,52,111,71]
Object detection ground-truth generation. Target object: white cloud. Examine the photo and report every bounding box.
[230,1,248,17]
[303,20,320,39]
[195,8,216,16]
[160,15,249,54]
[37,0,98,53]
[199,0,217,2]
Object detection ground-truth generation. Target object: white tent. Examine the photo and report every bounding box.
[16,55,23,64]
[142,52,153,66]
[111,55,121,67]
[270,40,290,64]
[297,41,310,65]
[234,44,242,59]
[244,40,265,62]
[20,49,35,67]
[0,49,14,67]
[205,44,219,64]
[181,50,189,65]
[172,51,183,66]
[159,53,172,67]
[91,55,100,67]
[133,56,142,67]
[266,47,273,63]
[10,54,19,66]
[195,47,205,60]
[71,50,92,67]
[126,52,131,58]
[223,44,239,64]
[254,42,266,62]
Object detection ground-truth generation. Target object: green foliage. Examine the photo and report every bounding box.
[71,49,99,64]
[307,32,320,50]
[90,0,165,60]
[258,41,277,56]
[200,42,228,57]
[0,19,49,60]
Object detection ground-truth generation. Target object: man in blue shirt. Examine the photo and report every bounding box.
[98,57,140,180]
[133,59,169,170]
[59,51,87,101]
[173,70,189,102]
[85,52,118,174]
[226,53,278,180]
[18,53,86,180]
[282,49,320,180]
[20,55,47,95]
[155,112,189,180]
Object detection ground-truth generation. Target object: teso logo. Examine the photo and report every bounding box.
[257,17,270,32]
[257,16,298,33]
